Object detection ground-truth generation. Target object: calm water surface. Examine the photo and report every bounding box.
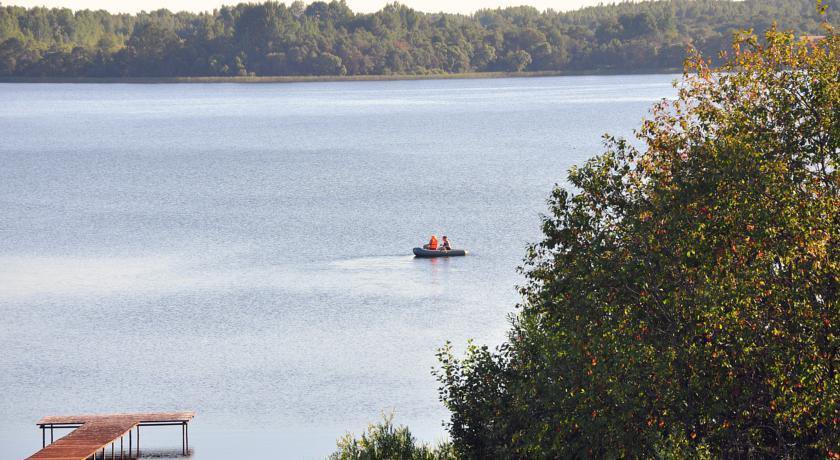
[0,75,676,458]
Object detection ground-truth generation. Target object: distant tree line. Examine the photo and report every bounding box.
[0,0,837,78]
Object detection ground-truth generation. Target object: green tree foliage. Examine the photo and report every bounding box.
[330,414,456,460]
[123,22,182,76]
[503,49,532,72]
[0,0,836,77]
[436,22,838,459]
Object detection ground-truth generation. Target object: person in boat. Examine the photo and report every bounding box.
[439,236,452,251]
[423,235,438,250]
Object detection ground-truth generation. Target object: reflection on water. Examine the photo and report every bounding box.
[0,74,676,458]
[133,450,193,459]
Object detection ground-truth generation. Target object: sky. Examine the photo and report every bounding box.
[3,0,619,15]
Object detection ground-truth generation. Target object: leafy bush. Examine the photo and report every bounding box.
[330,414,456,460]
[437,20,838,459]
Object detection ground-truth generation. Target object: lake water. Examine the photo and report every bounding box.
[0,75,676,458]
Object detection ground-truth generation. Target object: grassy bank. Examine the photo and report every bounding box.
[0,68,681,84]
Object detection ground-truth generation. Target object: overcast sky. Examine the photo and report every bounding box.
[4,0,619,15]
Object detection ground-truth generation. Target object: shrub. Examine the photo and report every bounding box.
[330,414,456,460]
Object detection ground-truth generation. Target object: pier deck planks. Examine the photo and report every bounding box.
[28,412,195,460]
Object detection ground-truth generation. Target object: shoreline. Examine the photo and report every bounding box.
[0,68,682,84]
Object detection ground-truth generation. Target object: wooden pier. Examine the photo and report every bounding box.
[27,412,195,460]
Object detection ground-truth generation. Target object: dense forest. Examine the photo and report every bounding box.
[0,0,837,78]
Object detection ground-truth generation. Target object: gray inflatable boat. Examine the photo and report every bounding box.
[413,247,468,257]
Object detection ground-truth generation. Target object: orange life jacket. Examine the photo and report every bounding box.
[429,236,438,250]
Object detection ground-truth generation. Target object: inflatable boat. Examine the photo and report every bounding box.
[413,247,468,258]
